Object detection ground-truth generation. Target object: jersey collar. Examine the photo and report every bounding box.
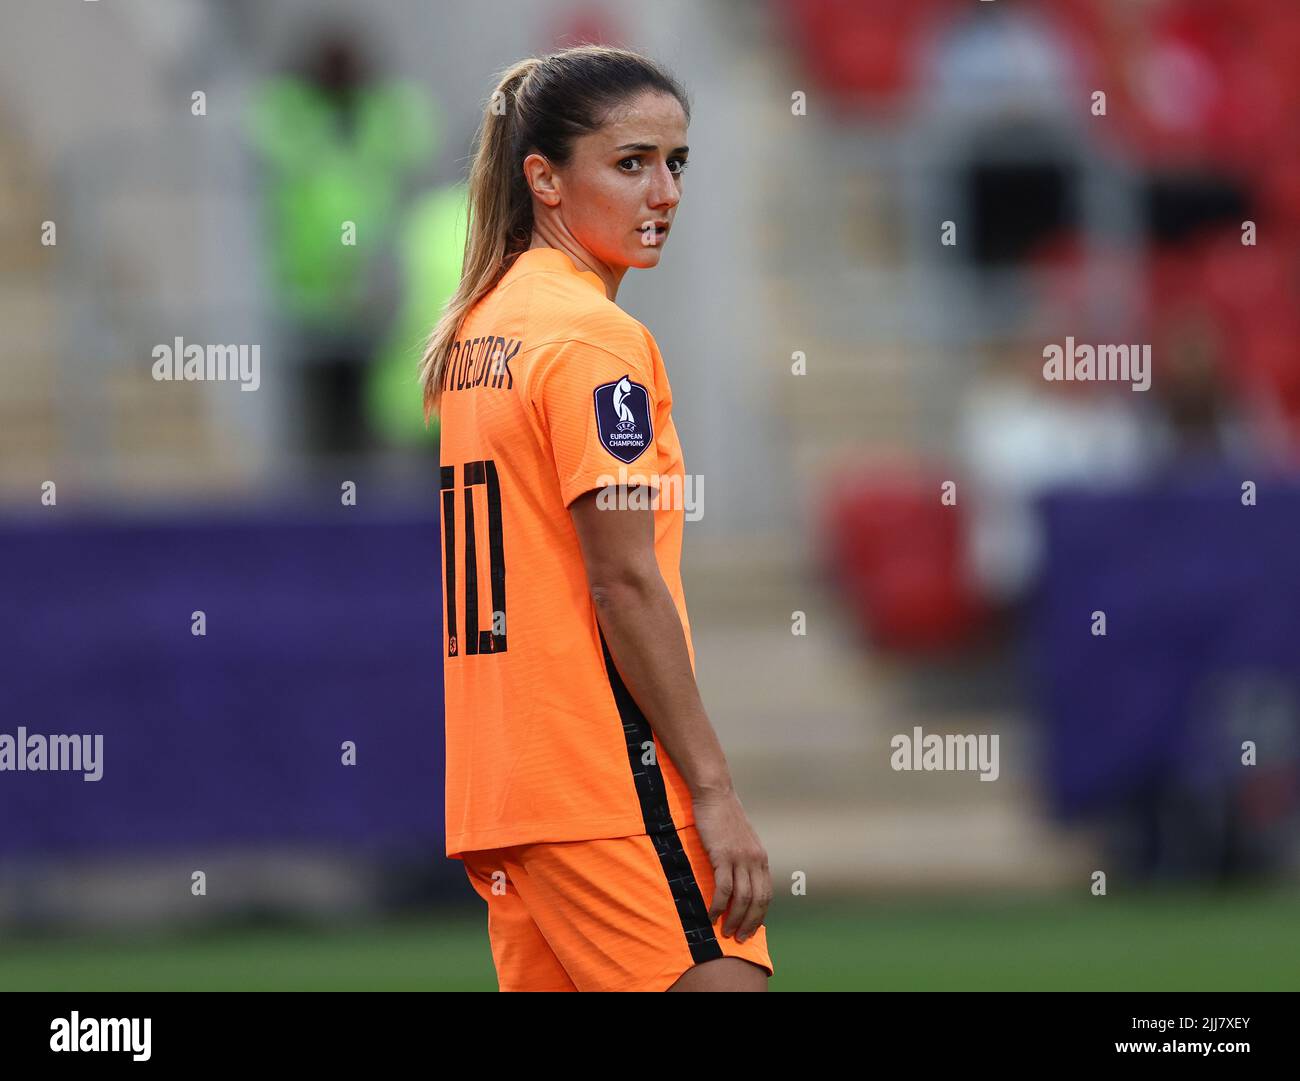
[505,247,608,297]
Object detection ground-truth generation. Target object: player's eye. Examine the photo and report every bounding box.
[619,156,690,175]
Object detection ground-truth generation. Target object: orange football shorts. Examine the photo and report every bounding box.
[461,822,774,991]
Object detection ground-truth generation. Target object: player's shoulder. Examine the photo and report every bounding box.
[523,285,655,372]
[570,305,652,364]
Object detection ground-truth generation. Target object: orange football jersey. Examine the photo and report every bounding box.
[438,245,696,857]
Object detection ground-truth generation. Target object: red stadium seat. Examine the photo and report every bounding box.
[819,463,988,654]
[775,0,958,108]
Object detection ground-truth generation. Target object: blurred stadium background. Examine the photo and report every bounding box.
[1,0,1297,990]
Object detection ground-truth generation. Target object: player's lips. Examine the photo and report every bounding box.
[639,220,670,240]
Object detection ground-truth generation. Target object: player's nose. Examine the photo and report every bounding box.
[647,161,680,210]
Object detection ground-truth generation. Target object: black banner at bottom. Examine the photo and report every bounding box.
[0,992,1289,1067]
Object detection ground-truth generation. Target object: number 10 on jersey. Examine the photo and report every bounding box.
[440,459,507,657]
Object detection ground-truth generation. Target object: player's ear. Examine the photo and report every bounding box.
[523,151,561,207]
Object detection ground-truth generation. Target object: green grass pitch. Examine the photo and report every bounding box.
[1,888,1295,991]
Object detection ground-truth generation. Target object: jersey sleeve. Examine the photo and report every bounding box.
[525,336,664,509]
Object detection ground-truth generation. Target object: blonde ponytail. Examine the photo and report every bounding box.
[418,59,539,421]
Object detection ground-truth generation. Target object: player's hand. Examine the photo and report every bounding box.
[691,785,771,944]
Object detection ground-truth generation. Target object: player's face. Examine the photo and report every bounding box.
[556,91,689,270]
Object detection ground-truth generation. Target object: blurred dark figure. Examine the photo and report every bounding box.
[1106,672,1300,883]
[1149,305,1250,464]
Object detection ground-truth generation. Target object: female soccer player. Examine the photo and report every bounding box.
[420,45,772,992]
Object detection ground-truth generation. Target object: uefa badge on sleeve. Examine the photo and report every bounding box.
[592,375,653,463]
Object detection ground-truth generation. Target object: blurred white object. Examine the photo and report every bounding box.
[958,376,1157,601]
[916,5,1085,119]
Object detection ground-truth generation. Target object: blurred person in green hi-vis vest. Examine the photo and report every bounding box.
[246,28,437,455]
[365,183,469,450]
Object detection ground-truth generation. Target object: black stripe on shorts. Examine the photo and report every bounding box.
[599,627,724,965]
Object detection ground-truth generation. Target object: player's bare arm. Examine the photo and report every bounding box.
[569,486,772,944]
